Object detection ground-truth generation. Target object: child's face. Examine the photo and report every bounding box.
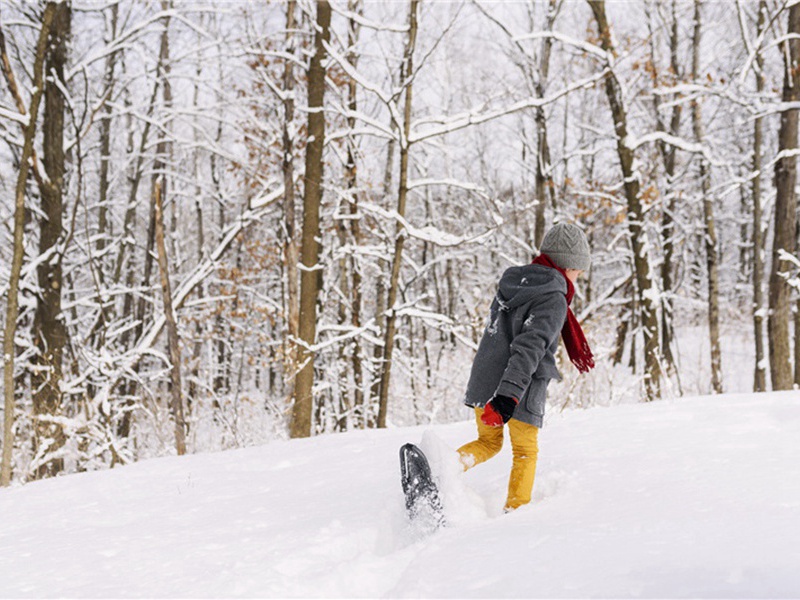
[565,269,584,284]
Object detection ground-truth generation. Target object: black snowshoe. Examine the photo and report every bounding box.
[399,443,445,530]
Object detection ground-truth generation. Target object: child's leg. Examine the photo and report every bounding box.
[504,419,540,511]
[456,407,504,470]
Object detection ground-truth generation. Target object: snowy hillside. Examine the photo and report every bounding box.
[1,391,799,598]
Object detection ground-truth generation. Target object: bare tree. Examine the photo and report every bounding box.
[769,1,800,391]
[153,181,187,455]
[282,0,300,397]
[691,0,722,394]
[1,3,56,486]
[291,0,332,438]
[749,0,768,392]
[647,0,682,377]
[377,0,419,429]
[588,0,661,401]
[31,0,71,479]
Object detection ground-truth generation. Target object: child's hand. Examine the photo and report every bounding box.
[481,395,519,427]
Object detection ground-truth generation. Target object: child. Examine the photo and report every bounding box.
[458,222,594,511]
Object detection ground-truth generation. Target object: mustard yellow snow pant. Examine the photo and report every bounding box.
[457,407,540,511]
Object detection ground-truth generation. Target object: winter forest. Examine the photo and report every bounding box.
[0,0,798,485]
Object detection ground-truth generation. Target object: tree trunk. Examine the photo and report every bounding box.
[154,181,187,455]
[282,0,300,397]
[649,0,681,376]
[533,0,558,248]
[377,0,419,429]
[32,1,71,479]
[188,25,206,413]
[114,76,159,440]
[291,0,331,439]
[588,0,661,400]
[691,0,722,394]
[752,0,768,392]
[346,0,365,426]
[769,1,800,391]
[1,3,56,487]
[134,9,171,351]
[97,1,119,258]
[86,1,120,352]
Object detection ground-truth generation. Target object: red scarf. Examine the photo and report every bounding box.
[532,253,595,373]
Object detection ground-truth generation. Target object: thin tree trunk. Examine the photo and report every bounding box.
[691,0,722,394]
[134,10,172,352]
[368,113,396,427]
[32,1,71,479]
[0,4,56,487]
[588,0,661,400]
[115,75,159,440]
[154,181,187,455]
[291,0,331,439]
[282,0,300,397]
[88,2,119,351]
[346,0,364,426]
[769,1,800,391]
[97,2,119,258]
[534,0,558,248]
[377,0,419,429]
[649,0,681,376]
[188,23,206,413]
[752,0,768,392]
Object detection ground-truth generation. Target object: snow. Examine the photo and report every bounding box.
[1,391,800,598]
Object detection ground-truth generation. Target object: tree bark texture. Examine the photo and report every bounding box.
[377,0,419,429]
[1,3,56,487]
[291,0,331,439]
[32,1,71,479]
[768,1,800,391]
[588,0,662,401]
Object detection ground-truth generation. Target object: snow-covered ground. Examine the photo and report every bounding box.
[1,391,799,598]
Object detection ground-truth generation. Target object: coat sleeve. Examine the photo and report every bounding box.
[494,291,567,400]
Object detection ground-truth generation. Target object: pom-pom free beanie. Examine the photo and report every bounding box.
[539,223,591,271]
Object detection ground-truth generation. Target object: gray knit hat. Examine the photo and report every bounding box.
[540,223,591,271]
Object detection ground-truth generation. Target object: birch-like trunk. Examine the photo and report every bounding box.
[377,0,419,429]
[0,4,56,486]
[768,2,800,391]
[588,0,661,401]
[291,0,331,439]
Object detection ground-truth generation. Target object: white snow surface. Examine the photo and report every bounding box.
[2,391,800,598]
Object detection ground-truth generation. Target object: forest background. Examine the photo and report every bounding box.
[0,0,798,484]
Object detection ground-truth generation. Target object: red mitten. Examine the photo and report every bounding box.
[480,395,518,427]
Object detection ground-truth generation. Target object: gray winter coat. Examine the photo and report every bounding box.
[463,264,568,427]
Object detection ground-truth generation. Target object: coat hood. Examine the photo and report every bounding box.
[496,264,567,311]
